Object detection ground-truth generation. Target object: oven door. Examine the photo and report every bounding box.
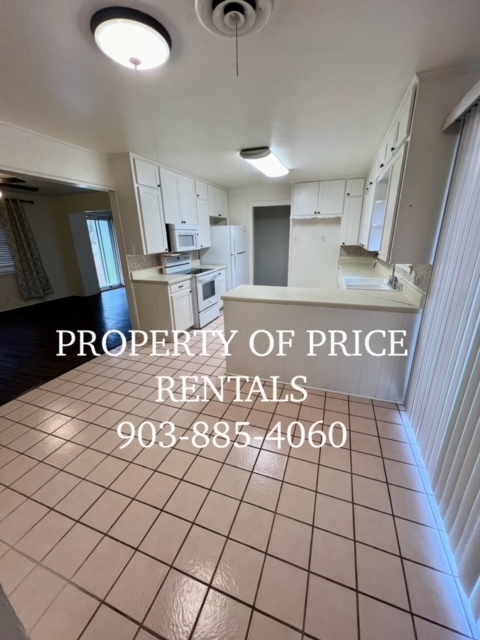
[196,273,219,312]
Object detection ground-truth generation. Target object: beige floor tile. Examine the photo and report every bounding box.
[225,445,259,471]
[73,537,133,598]
[64,448,106,477]
[248,611,301,639]
[85,456,128,487]
[43,523,102,578]
[192,589,251,640]
[46,442,85,468]
[248,409,273,429]
[140,512,190,564]
[389,485,436,527]
[107,552,168,622]
[164,481,208,521]
[268,513,311,569]
[145,569,208,640]
[11,462,58,496]
[354,505,399,553]
[284,457,317,490]
[29,584,98,640]
[351,450,386,481]
[213,539,264,605]
[9,430,48,453]
[414,617,469,640]
[81,489,130,532]
[28,435,70,461]
[356,543,409,609]
[195,491,239,535]
[396,518,450,572]
[10,565,66,631]
[133,444,169,469]
[32,471,80,507]
[230,503,274,551]
[320,445,350,472]
[359,594,415,640]
[0,487,26,520]
[243,473,281,511]
[305,573,357,640]
[0,498,48,544]
[377,420,409,442]
[350,432,382,457]
[108,500,159,547]
[385,459,424,492]
[174,525,225,582]
[405,561,470,635]
[380,438,416,464]
[349,401,375,419]
[184,456,222,488]
[277,483,315,524]
[352,475,392,514]
[158,450,196,479]
[16,510,73,560]
[256,556,307,629]
[109,463,152,497]
[315,493,353,538]
[79,605,138,640]
[311,528,355,587]
[349,415,378,436]
[212,465,250,499]
[317,465,352,501]
[136,472,179,509]
[374,406,403,424]
[0,455,38,485]
[0,549,36,594]
[56,480,104,519]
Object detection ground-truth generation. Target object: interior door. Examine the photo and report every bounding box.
[232,251,248,288]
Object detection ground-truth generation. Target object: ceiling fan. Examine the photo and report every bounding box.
[0,176,39,193]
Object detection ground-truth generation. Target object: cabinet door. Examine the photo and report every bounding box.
[340,196,363,245]
[137,186,169,254]
[379,145,406,261]
[346,179,365,197]
[217,271,226,308]
[358,188,375,247]
[292,182,319,218]
[396,97,413,149]
[171,289,194,331]
[178,175,198,224]
[134,158,160,188]
[197,198,211,249]
[160,169,181,224]
[318,180,346,216]
[208,184,228,218]
[218,188,228,219]
[195,180,208,200]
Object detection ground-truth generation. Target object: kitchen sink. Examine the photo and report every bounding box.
[343,277,395,291]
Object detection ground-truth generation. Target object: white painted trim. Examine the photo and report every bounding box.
[247,199,291,285]
[443,78,480,130]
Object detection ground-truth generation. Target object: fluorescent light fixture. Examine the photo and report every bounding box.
[240,147,289,177]
[91,8,172,70]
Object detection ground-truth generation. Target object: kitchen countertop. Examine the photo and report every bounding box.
[222,284,422,312]
[130,263,226,286]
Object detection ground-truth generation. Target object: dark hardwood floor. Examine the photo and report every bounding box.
[0,288,132,406]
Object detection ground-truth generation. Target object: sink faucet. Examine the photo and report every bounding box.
[388,264,399,290]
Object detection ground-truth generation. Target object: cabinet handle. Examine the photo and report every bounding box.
[380,163,384,168]
[391,147,396,152]
[347,192,350,196]
[369,181,373,185]
[178,285,184,289]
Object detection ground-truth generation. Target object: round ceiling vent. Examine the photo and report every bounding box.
[195,0,273,37]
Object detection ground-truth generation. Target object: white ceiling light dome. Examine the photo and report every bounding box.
[90,7,172,70]
[195,0,273,38]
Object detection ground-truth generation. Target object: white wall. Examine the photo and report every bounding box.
[0,122,114,190]
[289,218,342,288]
[228,185,292,283]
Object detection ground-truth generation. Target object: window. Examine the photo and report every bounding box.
[0,222,15,276]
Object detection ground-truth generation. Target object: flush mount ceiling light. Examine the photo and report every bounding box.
[195,0,273,38]
[90,7,172,70]
[240,147,289,177]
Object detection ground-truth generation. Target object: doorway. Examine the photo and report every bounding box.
[253,205,290,286]
[86,214,122,290]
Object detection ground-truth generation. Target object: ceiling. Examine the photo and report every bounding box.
[2,0,480,189]
[0,172,98,197]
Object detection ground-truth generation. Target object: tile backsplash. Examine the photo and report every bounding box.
[127,254,163,271]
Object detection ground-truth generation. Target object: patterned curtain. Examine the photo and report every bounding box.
[0,198,54,300]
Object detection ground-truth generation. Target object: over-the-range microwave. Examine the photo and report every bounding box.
[168,224,200,252]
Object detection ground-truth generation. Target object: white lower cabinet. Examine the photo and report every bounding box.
[170,284,194,331]
[215,268,226,309]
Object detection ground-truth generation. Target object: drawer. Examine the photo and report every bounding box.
[169,280,191,295]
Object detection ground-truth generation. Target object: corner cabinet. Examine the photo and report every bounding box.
[292,180,346,218]
[110,155,169,255]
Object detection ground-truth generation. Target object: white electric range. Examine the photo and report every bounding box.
[161,254,220,328]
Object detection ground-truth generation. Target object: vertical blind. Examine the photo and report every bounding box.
[0,222,16,275]
[406,104,480,620]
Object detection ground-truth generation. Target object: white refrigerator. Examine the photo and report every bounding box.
[201,225,248,291]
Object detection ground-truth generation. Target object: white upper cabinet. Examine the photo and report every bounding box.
[160,170,198,225]
[137,186,169,254]
[346,178,365,197]
[177,175,198,225]
[208,184,228,219]
[160,168,181,224]
[195,180,208,200]
[340,195,363,245]
[379,144,406,261]
[133,158,160,188]
[196,198,211,249]
[292,180,346,218]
